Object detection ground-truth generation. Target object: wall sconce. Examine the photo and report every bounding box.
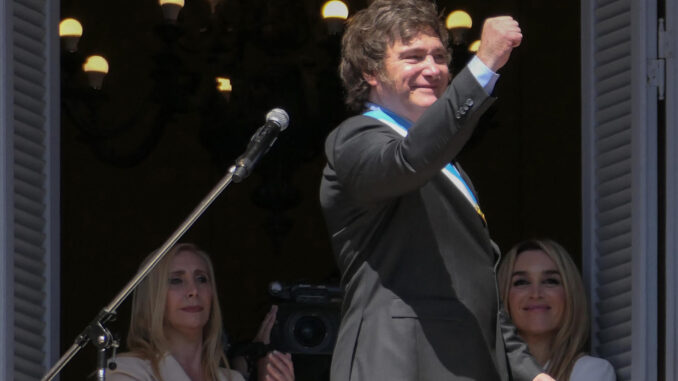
[82,55,109,90]
[158,0,185,24]
[216,76,232,101]
[57,0,348,253]
[468,40,480,53]
[446,10,472,45]
[59,18,83,53]
[322,0,349,35]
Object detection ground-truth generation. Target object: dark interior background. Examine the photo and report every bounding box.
[58,0,580,378]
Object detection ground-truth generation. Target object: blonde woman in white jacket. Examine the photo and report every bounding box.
[108,243,293,381]
[497,239,616,381]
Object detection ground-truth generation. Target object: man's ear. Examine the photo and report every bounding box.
[363,72,378,86]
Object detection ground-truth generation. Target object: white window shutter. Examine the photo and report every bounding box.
[0,0,61,380]
[664,0,678,379]
[581,0,659,381]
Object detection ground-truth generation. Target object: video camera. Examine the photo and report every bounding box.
[269,281,342,355]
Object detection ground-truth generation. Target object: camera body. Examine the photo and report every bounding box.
[269,282,342,355]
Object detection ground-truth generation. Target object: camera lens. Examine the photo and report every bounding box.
[293,316,327,348]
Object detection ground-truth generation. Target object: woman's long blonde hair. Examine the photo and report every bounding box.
[497,239,589,381]
[126,243,230,380]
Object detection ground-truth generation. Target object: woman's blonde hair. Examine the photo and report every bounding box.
[497,239,589,381]
[126,243,230,380]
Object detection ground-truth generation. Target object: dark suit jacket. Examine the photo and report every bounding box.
[319,67,542,381]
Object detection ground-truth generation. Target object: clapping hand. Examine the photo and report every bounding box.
[254,305,295,381]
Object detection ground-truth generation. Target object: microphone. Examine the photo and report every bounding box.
[232,108,289,182]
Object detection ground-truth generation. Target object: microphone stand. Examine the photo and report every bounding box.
[43,162,244,381]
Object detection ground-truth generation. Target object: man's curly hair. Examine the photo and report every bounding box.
[339,0,451,112]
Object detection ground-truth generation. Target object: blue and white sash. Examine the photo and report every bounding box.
[364,103,486,223]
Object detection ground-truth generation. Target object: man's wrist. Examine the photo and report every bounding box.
[467,55,500,94]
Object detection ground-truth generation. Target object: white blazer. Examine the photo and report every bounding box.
[107,353,245,381]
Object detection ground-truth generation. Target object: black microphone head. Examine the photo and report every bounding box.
[266,108,290,131]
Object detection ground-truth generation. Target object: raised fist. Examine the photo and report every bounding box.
[476,16,523,72]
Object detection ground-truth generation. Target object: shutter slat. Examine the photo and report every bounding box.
[15,341,44,363]
[595,0,629,18]
[14,31,44,60]
[597,70,632,95]
[594,57,631,82]
[597,231,632,254]
[15,305,46,328]
[14,92,45,117]
[15,280,45,300]
[14,179,45,206]
[597,247,631,268]
[15,59,44,85]
[594,41,631,67]
[600,345,631,366]
[15,119,46,142]
[595,100,631,125]
[13,8,44,40]
[15,193,45,219]
[14,357,45,380]
[597,289,631,312]
[597,172,631,196]
[597,216,631,238]
[597,265,632,294]
[14,75,45,101]
[596,113,631,138]
[598,329,632,353]
[615,366,631,381]
[14,46,45,73]
[597,84,632,110]
[15,238,45,260]
[15,253,45,274]
[15,152,45,177]
[597,151,631,178]
[15,327,45,352]
[16,0,44,13]
[596,306,632,329]
[15,223,46,244]
[595,6,631,38]
[14,130,45,156]
[597,195,631,218]
[598,199,631,222]
[594,25,630,52]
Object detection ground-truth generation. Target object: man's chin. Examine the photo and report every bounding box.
[412,97,439,109]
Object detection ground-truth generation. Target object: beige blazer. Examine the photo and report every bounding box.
[107,353,245,381]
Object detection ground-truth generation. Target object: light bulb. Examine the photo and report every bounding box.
[216,77,232,92]
[446,10,472,30]
[59,18,83,37]
[83,55,109,73]
[322,0,348,20]
[158,0,184,6]
[468,40,481,53]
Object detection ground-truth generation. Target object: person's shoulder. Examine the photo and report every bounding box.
[574,355,614,369]
[571,355,616,381]
[330,114,387,135]
[328,114,396,142]
[108,353,154,380]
